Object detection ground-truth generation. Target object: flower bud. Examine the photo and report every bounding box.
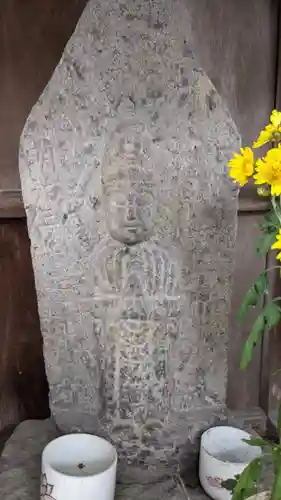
[257,185,270,197]
[272,131,281,143]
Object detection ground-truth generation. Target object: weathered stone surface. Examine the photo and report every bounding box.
[0,419,58,500]
[227,407,267,435]
[178,411,228,488]
[1,420,271,499]
[116,476,198,500]
[0,420,208,500]
[19,0,240,462]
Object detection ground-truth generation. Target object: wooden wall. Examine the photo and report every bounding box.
[0,0,88,429]
[189,0,279,410]
[267,3,281,424]
[189,0,278,144]
[0,0,279,429]
[0,0,88,190]
[0,220,49,429]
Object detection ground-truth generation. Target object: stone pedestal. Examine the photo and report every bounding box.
[19,0,240,465]
[0,420,206,500]
[0,411,267,499]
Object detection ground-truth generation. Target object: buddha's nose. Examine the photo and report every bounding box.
[126,198,137,221]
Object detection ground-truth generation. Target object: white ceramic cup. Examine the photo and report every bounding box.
[199,426,261,500]
[41,434,117,500]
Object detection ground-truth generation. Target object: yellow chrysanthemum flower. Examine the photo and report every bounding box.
[228,147,254,187]
[271,229,281,261]
[253,110,281,148]
[254,145,281,196]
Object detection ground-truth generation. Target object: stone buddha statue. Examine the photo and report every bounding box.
[92,123,184,440]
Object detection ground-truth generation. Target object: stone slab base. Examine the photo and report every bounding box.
[0,409,267,499]
[0,419,208,500]
[0,419,59,500]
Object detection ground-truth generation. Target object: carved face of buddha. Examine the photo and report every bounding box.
[102,135,156,245]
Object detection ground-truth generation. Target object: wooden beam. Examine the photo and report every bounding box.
[238,197,270,214]
[0,190,25,218]
[238,185,271,214]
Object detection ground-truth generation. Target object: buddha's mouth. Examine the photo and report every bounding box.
[123,223,142,229]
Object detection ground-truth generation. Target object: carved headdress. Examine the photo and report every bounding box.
[102,120,155,188]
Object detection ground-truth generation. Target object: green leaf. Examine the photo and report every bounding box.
[256,232,277,258]
[240,302,281,370]
[232,457,262,500]
[221,478,238,492]
[263,302,281,329]
[240,314,265,369]
[259,210,280,233]
[243,437,272,449]
[256,209,279,257]
[272,449,281,500]
[238,273,268,321]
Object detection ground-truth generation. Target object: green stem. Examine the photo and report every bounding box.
[264,265,281,274]
[272,297,281,303]
[272,196,281,225]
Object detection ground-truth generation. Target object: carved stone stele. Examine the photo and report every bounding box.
[19,0,240,464]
